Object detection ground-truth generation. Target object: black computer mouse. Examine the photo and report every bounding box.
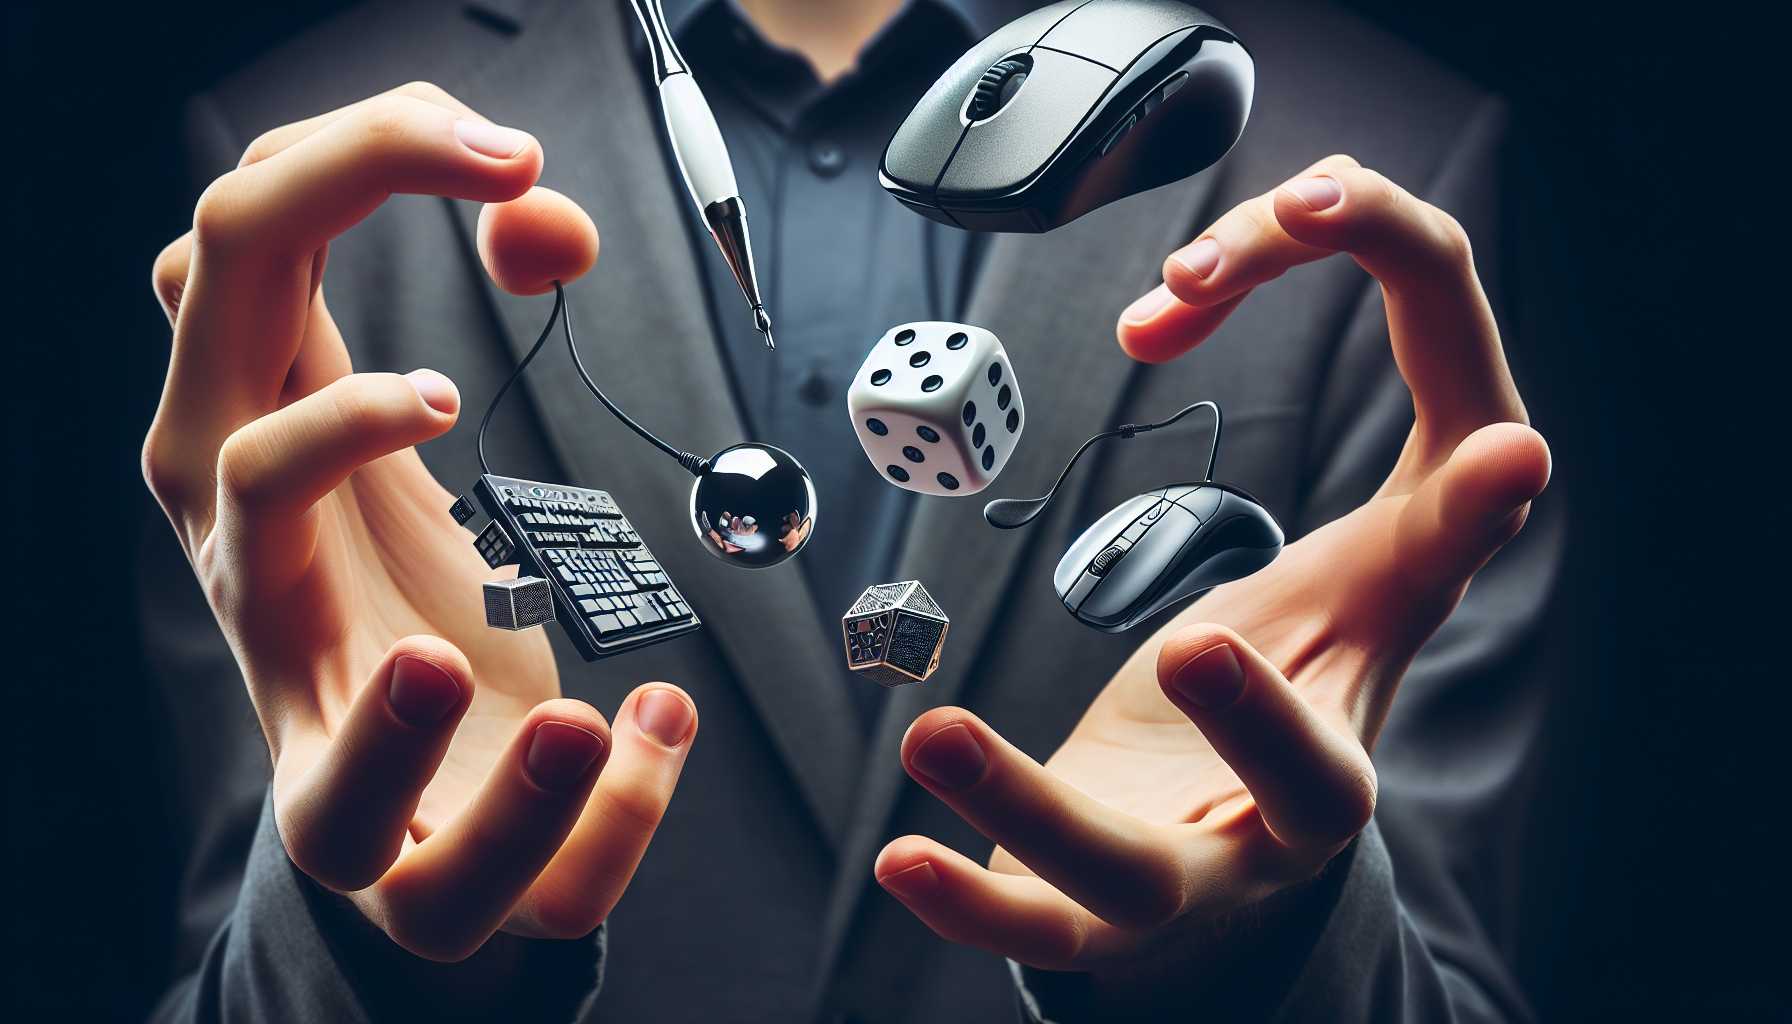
[1054,482,1282,633]
[881,0,1253,233]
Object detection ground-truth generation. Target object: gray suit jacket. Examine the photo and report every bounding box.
[142,1,1564,1020]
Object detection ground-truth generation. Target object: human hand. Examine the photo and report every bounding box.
[145,83,698,961]
[779,510,813,553]
[875,156,1550,981]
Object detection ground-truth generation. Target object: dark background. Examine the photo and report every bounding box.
[4,1,1777,1019]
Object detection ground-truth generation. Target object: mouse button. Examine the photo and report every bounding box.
[1080,503,1198,620]
[883,103,967,196]
[1062,563,1103,612]
[1037,0,1213,70]
[1056,497,1147,596]
[1120,491,1172,540]
[936,49,1116,198]
[1170,484,1224,521]
[884,0,1084,192]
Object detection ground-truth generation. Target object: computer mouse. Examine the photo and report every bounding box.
[1053,482,1282,633]
[881,0,1253,232]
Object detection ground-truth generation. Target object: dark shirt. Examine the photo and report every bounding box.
[656,0,1022,728]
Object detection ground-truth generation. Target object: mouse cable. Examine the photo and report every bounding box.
[984,401,1221,530]
[1117,400,1222,481]
[476,282,709,477]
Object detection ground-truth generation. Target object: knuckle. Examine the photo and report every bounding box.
[141,424,207,515]
[395,80,453,105]
[1359,169,1403,213]
[215,425,273,508]
[191,174,251,251]
[1235,196,1281,238]
[354,94,426,146]
[140,427,181,502]
[329,375,415,436]
[600,786,668,832]
[1429,209,1475,267]
[150,237,190,310]
[238,128,283,168]
[1032,908,1089,968]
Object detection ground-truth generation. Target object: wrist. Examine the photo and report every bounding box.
[1020,839,1361,1020]
[297,867,602,1020]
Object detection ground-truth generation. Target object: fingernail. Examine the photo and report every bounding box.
[1121,283,1174,324]
[525,721,606,791]
[388,656,463,726]
[635,689,694,747]
[878,861,938,901]
[1169,238,1221,279]
[909,723,988,791]
[1284,175,1343,211]
[454,119,531,159]
[406,368,459,413]
[1169,644,1247,710]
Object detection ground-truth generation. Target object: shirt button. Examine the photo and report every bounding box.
[799,369,832,406]
[808,139,847,178]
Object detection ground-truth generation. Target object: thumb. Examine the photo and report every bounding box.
[477,186,600,296]
[1395,421,1551,601]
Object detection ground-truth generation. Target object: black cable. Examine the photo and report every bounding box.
[476,282,708,477]
[477,282,564,475]
[1117,400,1222,481]
[558,282,710,475]
[984,401,1222,529]
[1047,401,1222,500]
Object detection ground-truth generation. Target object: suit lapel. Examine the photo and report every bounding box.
[813,168,1230,986]
[445,0,861,845]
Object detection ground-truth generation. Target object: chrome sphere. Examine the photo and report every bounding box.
[688,443,817,569]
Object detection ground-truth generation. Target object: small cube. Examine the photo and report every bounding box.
[485,576,555,630]
[841,580,950,686]
[449,494,477,526]
[848,322,1024,496]
[475,520,515,568]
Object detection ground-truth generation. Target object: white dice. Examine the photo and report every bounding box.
[848,322,1024,496]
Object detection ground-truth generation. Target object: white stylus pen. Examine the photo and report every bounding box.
[626,0,775,349]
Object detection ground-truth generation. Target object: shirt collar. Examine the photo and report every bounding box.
[657,0,1042,42]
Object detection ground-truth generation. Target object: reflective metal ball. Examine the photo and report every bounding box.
[688,443,817,569]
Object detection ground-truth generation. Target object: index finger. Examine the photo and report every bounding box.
[158,96,540,487]
[1120,162,1525,452]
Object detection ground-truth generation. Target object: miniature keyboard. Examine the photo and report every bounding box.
[457,474,701,660]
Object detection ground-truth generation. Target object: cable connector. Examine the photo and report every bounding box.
[677,451,711,476]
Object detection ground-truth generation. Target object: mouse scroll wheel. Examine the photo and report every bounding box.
[1090,544,1127,577]
[968,56,1032,121]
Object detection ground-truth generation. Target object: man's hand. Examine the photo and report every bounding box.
[145,83,698,962]
[875,156,1550,978]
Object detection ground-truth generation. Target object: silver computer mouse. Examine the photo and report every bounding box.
[1053,482,1282,633]
[880,0,1254,232]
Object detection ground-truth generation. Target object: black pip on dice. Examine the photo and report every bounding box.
[848,322,1024,496]
[841,580,951,686]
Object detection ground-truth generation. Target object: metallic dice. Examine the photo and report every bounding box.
[841,580,950,686]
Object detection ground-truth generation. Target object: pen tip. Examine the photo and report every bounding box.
[753,306,774,349]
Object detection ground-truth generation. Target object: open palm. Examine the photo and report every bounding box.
[876,157,1550,975]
